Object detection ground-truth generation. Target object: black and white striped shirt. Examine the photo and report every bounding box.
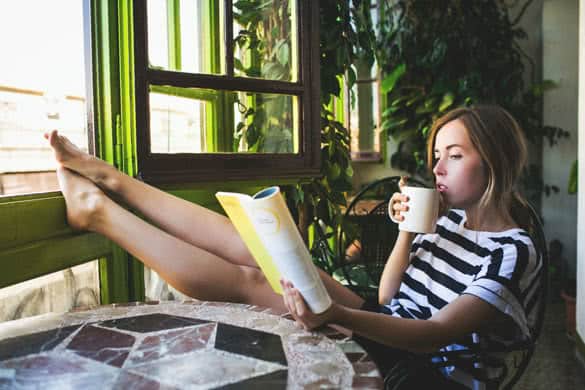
[384,209,542,389]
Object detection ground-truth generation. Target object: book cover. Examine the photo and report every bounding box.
[216,186,332,314]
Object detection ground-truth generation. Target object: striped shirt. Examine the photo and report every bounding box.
[384,209,542,389]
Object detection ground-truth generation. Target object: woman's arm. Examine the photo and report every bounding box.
[282,280,509,354]
[378,187,416,304]
[378,230,415,304]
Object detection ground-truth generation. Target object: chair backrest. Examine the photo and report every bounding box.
[499,202,548,389]
[335,176,426,297]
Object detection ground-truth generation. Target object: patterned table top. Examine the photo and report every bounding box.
[0,300,383,389]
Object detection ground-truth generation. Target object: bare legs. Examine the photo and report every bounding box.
[47,131,363,310]
[46,130,255,268]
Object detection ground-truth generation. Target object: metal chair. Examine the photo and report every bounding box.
[414,202,548,389]
[310,176,548,389]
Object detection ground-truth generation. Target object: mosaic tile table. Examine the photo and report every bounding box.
[0,300,383,389]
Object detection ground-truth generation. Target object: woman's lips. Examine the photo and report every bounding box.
[436,184,448,192]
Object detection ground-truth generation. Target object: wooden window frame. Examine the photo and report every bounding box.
[132,0,321,184]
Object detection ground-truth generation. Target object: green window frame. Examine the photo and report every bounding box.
[1,0,322,304]
[0,0,143,303]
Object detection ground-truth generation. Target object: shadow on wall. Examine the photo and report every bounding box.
[0,263,100,322]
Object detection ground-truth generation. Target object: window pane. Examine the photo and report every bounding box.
[150,90,208,153]
[148,0,225,74]
[0,0,88,196]
[147,0,170,69]
[149,86,299,154]
[233,0,298,81]
[233,90,298,153]
[349,60,381,161]
[0,261,100,323]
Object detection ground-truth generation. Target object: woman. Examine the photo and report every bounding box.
[46,104,540,389]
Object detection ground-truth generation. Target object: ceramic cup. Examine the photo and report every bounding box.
[389,186,440,233]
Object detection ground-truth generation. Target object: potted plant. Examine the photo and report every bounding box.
[551,238,576,338]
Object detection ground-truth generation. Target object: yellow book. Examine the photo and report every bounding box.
[216,186,332,314]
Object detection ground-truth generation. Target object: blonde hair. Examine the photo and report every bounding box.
[426,105,529,227]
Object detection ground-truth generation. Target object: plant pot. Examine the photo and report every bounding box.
[560,290,576,338]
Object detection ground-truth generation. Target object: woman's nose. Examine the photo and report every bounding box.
[433,158,446,176]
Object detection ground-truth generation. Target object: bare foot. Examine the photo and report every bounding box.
[56,167,107,231]
[45,130,117,190]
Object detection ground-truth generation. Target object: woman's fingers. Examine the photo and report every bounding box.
[280,279,305,328]
[398,175,409,190]
[292,289,306,317]
[390,192,409,221]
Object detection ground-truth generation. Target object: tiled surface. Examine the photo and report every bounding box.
[0,300,383,389]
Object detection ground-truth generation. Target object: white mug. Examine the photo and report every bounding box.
[389,186,440,233]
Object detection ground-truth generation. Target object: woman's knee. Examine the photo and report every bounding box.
[238,266,277,305]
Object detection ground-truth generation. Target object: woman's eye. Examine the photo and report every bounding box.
[449,154,462,160]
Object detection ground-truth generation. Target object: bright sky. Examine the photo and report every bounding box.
[0,0,85,96]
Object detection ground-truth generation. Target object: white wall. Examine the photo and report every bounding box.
[577,0,585,345]
[542,0,579,279]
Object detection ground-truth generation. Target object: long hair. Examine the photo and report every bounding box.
[426,105,530,228]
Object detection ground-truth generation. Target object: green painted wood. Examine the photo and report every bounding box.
[167,0,181,70]
[203,0,225,152]
[0,232,112,289]
[0,196,70,250]
[93,0,118,164]
[98,247,130,304]
[91,0,142,304]
[118,0,137,176]
[150,85,219,101]
[118,0,144,302]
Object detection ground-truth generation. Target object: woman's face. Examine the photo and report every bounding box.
[432,119,488,209]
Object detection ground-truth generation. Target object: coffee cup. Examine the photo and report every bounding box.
[389,186,439,233]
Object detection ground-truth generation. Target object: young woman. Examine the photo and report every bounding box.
[46,104,540,389]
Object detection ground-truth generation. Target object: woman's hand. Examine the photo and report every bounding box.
[280,279,335,330]
[389,176,409,222]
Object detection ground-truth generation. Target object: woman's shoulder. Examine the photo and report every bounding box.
[485,228,538,265]
[437,209,465,228]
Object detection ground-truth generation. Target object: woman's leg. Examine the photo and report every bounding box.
[46,130,255,268]
[57,167,283,308]
[49,132,365,310]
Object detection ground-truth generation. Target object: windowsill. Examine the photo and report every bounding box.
[350,151,382,163]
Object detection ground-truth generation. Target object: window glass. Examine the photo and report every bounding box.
[233,90,298,153]
[148,0,225,74]
[233,0,298,81]
[0,0,88,196]
[149,86,298,154]
[150,91,207,153]
[348,3,381,161]
[0,262,100,323]
[147,0,170,70]
[348,61,381,160]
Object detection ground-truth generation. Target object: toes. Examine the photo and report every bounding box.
[47,129,59,146]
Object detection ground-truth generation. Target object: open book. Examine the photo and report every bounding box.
[216,187,332,314]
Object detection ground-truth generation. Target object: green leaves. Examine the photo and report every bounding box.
[438,92,455,112]
[568,159,578,195]
[381,63,406,93]
[376,0,539,176]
